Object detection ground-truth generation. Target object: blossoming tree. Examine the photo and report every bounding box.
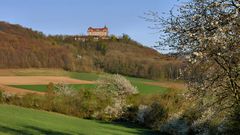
[146,0,240,117]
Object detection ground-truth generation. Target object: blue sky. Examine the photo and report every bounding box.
[0,0,185,51]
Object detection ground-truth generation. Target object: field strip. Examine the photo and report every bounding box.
[0,84,44,95]
[0,76,95,85]
[144,81,187,90]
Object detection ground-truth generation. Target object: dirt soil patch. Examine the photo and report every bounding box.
[0,76,95,95]
[0,76,95,85]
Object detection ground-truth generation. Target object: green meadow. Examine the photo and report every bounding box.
[0,69,181,135]
[6,69,170,94]
[0,104,156,135]
[10,83,168,94]
[10,84,97,92]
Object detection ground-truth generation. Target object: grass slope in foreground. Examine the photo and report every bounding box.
[0,104,156,135]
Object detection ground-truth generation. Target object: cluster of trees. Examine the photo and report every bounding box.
[0,43,74,70]
[103,52,182,79]
[51,36,183,80]
[0,22,75,70]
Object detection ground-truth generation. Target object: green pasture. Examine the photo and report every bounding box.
[10,83,168,94]
[0,104,156,135]
[132,82,169,94]
[10,84,97,92]
[4,69,172,94]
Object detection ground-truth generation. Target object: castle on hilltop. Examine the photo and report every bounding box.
[74,26,109,41]
[87,26,108,37]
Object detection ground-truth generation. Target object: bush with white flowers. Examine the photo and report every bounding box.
[97,74,138,120]
[54,83,76,97]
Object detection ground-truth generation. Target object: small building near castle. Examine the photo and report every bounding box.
[87,26,108,37]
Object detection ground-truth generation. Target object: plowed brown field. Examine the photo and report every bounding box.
[0,76,94,85]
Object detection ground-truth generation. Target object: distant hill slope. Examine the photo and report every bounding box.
[0,21,74,69]
[0,21,182,79]
[0,21,45,39]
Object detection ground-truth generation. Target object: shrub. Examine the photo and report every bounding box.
[0,90,3,103]
[160,117,190,135]
[121,105,139,122]
[54,83,76,97]
[96,74,138,120]
[47,82,54,94]
[143,102,168,129]
[217,105,240,134]
[125,89,192,132]
[97,74,138,97]
[136,105,149,123]
[95,42,107,55]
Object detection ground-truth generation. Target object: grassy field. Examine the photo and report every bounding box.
[10,84,97,92]
[2,69,184,94]
[69,72,173,94]
[0,69,183,134]
[10,83,168,94]
[132,82,169,94]
[0,104,156,135]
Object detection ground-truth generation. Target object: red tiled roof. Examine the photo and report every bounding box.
[88,26,108,32]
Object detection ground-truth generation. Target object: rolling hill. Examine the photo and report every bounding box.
[0,21,182,80]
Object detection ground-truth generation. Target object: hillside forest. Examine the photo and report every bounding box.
[0,21,182,80]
